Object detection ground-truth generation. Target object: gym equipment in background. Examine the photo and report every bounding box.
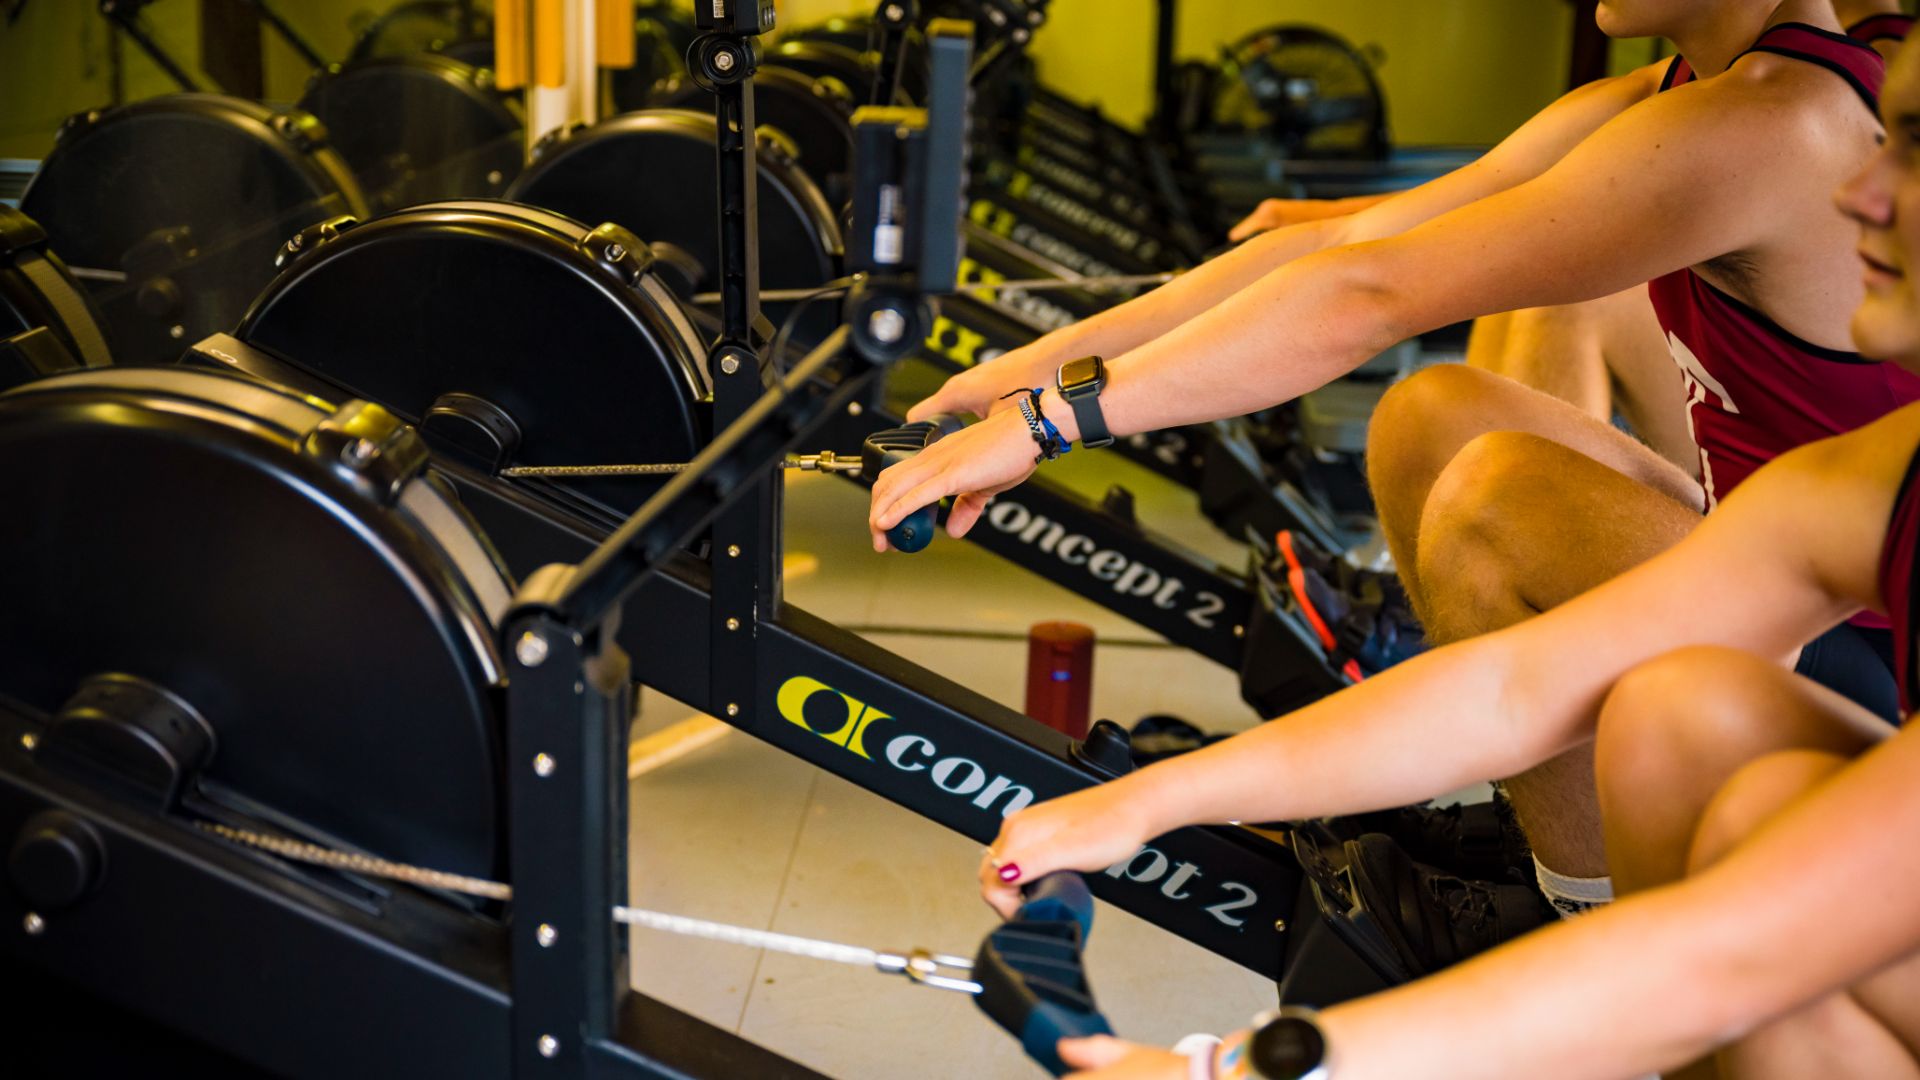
[346,0,495,67]
[0,206,114,374]
[197,18,1362,984]
[17,93,368,365]
[0,16,1391,1074]
[1183,25,1390,159]
[297,51,524,212]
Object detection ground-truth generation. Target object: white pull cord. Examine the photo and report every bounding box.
[197,821,982,993]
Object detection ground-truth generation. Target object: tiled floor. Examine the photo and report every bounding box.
[626,449,1282,1078]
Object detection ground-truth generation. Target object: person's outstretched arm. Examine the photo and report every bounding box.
[911,64,1668,420]
[974,408,1917,915]
[873,67,1833,543]
[1059,710,1920,1079]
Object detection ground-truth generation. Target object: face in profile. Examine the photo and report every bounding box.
[1840,46,1920,371]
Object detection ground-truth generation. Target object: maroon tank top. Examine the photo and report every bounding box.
[1650,25,1914,512]
[1879,444,1920,714]
[1848,13,1915,45]
[1651,25,1919,630]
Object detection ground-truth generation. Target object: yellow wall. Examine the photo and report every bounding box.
[0,0,1624,158]
[1027,0,1576,145]
[770,0,1589,146]
[0,0,386,158]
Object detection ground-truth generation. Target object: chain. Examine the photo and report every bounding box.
[196,821,513,900]
[194,821,980,991]
[692,271,1177,306]
[501,463,691,478]
[503,452,863,480]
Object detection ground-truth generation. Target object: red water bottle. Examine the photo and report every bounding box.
[1025,621,1094,738]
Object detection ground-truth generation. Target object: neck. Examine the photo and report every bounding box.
[1670,0,1835,77]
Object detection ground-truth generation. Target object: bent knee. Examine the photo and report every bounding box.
[1411,432,1565,625]
[1597,648,1795,757]
[1366,365,1517,478]
[1595,647,1791,802]
[1422,429,1566,533]
[1686,750,1849,873]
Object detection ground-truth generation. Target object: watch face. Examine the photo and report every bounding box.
[1249,1017,1326,1080]
[1059,355,1104,395]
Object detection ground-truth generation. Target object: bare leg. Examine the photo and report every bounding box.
[1595,650,1910,1077]
[1595,647,1888,895]
[1689,752,1920,1078]
[1463,310,1514,374]
[1469,302,1612,421]
[1587,286,1697,476]
[1366,365,1701,611]
[1411,432,1700,875]
[1467,287,1698,476]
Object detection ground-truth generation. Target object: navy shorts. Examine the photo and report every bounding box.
[1794,622,1901,726]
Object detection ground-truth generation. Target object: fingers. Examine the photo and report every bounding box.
[875,474,950,533]
[979,813,1059,918]
[947,491,991,538]
[1228,201,1279,242]
[1059,1036,1134,1071]
[978,845,1025,919]
[867,456,933,534]
[905,393,947,424]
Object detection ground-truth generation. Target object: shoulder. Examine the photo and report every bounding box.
[1617,58,1678,99]
[1707,42,1881,127]
[1632,52,1877,166]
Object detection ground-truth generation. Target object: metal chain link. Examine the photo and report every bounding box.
[501,463,692,478]
[196,821,513,900]
[503,453,863,480]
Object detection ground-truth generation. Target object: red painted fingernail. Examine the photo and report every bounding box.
[998,863,1021,883]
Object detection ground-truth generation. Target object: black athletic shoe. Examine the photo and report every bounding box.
[1321,799,1533,884]
[1274,530,1427,678]
[1126,714,1230,765]
[1343,833,1551,976]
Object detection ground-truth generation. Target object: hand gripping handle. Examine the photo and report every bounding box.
[863,414,965,553]
[973,872,1113,1076]
[1014,869,1095,937]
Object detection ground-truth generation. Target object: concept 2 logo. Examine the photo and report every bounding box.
[775,676,1263,929]
[776,677,1037,816]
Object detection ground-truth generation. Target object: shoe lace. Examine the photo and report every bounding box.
[1425,872,1501,935]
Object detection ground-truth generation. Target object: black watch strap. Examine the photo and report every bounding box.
[1057,357,1114,449]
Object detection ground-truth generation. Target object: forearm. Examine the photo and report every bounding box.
[1318,888,1737,1080]
[1319,726,1920,1080]
[1012,216,1353,374]
[1121,634,1566,835]
[1051,246,1409,441]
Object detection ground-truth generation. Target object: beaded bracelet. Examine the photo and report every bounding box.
[1001,386,1070,464]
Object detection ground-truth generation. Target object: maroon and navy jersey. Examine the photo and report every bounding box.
[1649,25,1920,519]
[1848,12,1915,46]
[1880,442,1920,715]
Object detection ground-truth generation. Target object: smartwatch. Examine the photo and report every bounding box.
[1055,355,1113,448]
[1246,1007,1331,1080]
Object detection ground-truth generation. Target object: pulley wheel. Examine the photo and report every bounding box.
[18,94,367,365]
[0,367,509,879]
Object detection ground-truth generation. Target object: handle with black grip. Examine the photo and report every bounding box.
[863,413,965,553]
[973,872,1113,1075]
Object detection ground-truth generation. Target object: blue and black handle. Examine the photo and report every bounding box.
[973,872,1114,1075]
[864,414,965,553]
